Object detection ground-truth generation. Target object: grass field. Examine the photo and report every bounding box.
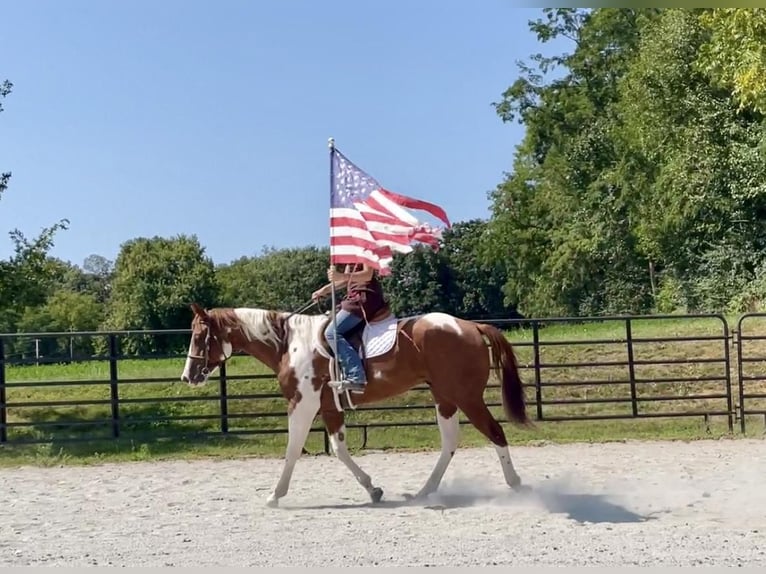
[2,313,766,467]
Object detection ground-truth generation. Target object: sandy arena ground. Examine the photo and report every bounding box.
[2,438,766,566]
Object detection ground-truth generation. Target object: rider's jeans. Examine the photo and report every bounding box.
[324,309,366,384]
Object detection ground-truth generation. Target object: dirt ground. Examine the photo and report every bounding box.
[2,438,766,566]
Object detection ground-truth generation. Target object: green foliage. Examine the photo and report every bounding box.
[438,220,516,318]
[104,235,218,353]
[698,9,766,114]
[618,9,766,312]
[382,220,516,319]
[487,8,656,317]
[729,261,766,313]
[216,246,329,311]
[383,245,455,317]
[0,222,71,332]
[486,8,766,317]
[13,290,105,359]
[654,274,687,315]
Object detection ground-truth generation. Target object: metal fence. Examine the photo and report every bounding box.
[0,312,756,453]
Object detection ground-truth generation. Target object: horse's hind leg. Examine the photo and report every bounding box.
[408,400,460,499]
[321,409,384,503]
[459,398,522,490]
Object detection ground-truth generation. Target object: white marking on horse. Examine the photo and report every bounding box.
[266,313,324,508]
[181,338,195,382]
[220,340,232,361]
[328,424,381,501]
[494,444,522,489]
[414,405,460,498]
[233,308,282,348]
[424,312,462,334]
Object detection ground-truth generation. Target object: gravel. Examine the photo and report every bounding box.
[2,438,766,566]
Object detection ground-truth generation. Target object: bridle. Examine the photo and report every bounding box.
[186,322,233,377]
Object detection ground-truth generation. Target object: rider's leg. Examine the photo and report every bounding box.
[324,310,367,387]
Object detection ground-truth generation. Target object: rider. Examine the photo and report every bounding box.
[312,262,389,393]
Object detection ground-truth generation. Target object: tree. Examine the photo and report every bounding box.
[0,222,70,332]
[616,9,766,312]
[104,235,218,353]
[15,290,104,359]
[486,9,657,317]
[382,245,455,317]
[216,246,329,312]
[438,220,518,319]
[698,9,766,114]
[80,254,114,304]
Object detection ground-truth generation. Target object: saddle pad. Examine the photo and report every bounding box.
[361,314,399,359]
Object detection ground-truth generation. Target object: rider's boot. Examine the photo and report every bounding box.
[329,356,367,394]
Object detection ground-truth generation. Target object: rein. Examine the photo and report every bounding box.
[284,298,319,320]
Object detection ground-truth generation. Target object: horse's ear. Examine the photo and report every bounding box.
[190,302,207,317]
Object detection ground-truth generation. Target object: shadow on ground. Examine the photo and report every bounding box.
[532,489,651,523]
[287,477,655,524]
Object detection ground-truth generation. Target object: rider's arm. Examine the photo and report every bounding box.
[315,279,346,297]
[332,264,374,284]
[312,264,373,300]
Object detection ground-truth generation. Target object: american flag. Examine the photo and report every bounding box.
[330,147,451,275]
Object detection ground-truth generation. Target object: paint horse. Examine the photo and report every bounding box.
[181,303,531,507]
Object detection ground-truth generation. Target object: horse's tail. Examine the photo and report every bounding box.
[476,323,531,427]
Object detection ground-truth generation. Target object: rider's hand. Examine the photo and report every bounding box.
[327,266,337,282]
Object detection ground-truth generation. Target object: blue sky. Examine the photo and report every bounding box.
[1,0,570,267]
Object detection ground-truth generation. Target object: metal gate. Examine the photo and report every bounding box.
[736,313,766,432]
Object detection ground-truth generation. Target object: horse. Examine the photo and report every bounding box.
[180,302,532,507]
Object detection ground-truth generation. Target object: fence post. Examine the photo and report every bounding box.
[532,321,543,421]
[625,318,638,417]
[219,362,229,434]
[0,338,6,443]
[736,316,747,433]
[108,335,120,439]
[720,316,734,433]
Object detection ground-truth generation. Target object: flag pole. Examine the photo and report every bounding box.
[328,137,341,383]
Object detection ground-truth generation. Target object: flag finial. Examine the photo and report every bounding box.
[328,137,335,150]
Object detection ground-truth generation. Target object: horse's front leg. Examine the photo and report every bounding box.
[266,393,319,508]
[321,406,384,503]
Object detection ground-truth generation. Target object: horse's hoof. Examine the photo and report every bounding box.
[266,495,279,508]
[370,487,384,503]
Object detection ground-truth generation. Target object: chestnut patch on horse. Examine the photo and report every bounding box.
[287,389,302,416]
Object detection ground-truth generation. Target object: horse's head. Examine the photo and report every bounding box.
[180,302,233,385]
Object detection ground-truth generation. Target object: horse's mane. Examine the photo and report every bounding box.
[206,307,326,352]
[206,308,243,331]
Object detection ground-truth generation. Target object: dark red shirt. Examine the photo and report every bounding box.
[339,268,388,319]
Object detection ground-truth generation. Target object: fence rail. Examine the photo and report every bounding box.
[0,312,757,453]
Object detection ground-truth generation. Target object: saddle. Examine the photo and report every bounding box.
[315,307,399,363]
[314,308,402,412]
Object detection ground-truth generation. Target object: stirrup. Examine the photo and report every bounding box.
[328,379,367,394]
